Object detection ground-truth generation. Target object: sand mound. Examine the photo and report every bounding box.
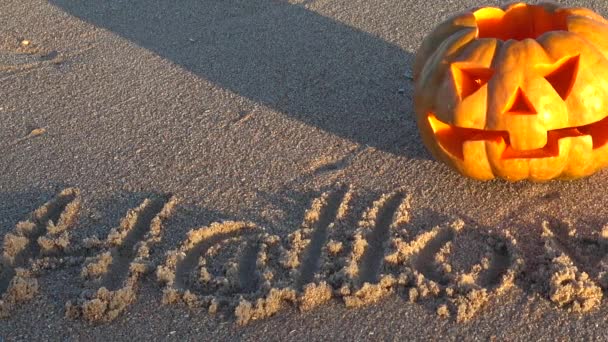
[66,196,177,322]
[0,188,80,317]
[540,221,603,313]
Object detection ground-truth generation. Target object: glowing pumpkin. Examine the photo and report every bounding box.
[413,2,608,181]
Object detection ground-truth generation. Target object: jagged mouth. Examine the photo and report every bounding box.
[427,113,608,160]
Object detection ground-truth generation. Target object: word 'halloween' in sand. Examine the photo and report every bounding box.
[1,186,607,324]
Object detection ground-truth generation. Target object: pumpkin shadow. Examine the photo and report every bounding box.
[48,0,427,159]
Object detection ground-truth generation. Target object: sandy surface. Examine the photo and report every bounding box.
[3,0,608,340]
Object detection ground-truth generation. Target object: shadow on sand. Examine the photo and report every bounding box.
[49,0,427,159]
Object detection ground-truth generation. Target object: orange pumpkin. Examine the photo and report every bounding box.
[413,2,608,181]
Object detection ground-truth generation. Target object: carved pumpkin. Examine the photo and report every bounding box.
[413,2,608,181]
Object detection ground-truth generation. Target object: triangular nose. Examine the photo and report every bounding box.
[505,87,536,115]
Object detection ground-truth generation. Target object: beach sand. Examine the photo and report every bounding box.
[3,0,608,340]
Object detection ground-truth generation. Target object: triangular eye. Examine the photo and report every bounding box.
[541,55,579,100]
[505,87,537,115]
[451,65,494,99]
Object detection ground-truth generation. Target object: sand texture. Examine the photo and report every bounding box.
[5,0,608,340]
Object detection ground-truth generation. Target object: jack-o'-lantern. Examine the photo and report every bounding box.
[413,2,608,181]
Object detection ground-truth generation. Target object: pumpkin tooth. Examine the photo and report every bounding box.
[428,113,505,159]
[577,115,608,149]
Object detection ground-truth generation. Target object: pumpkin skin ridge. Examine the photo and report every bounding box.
[413,3,608,81]
[565,15,608,62]
[413,12,477,80]
[415,28,477,115]
[536,31,608,127]
[413,3,608,181]
[442,38,499,130]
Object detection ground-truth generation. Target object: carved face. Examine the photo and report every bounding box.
[413,2,608,181]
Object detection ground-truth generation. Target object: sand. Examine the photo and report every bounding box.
[5,0,608,340]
